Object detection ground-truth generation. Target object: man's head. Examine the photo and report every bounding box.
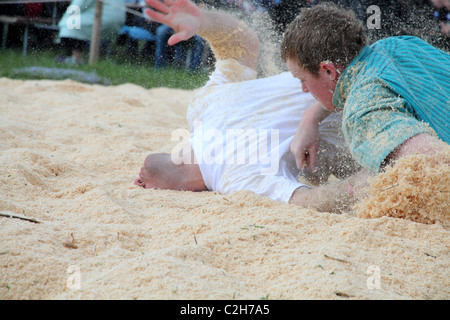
[281,2,367,110]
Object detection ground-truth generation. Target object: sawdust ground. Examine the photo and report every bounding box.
[0,78,448,300]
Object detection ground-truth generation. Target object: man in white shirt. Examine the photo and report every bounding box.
[134,0,362,211]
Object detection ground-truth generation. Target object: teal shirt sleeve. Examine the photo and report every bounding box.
[342,78,436,173]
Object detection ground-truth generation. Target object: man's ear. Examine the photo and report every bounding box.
[319,62,340,81]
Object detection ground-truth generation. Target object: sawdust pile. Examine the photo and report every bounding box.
[354,150,450,227]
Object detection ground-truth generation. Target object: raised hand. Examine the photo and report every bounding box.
[291,101,334,171]
[146,0,260,69]
[145,0,202,46]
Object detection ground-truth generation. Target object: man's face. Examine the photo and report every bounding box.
[287,58,338,111]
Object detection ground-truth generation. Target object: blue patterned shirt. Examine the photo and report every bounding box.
[333,36,450,172]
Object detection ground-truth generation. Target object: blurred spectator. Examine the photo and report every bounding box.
[153,23,205,71]
[57,0,126,65]
[152,0,205,71]
[430,0,450,35]
[395,0,449,51]
[117,0,160,61]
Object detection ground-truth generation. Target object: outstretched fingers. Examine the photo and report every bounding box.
[145,8,167,24]
[146,0,170,13]
[168,30,189,45]
[145,0,171,24]
[146,0,201,46]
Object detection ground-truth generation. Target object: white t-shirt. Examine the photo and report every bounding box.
[186,59,348,203]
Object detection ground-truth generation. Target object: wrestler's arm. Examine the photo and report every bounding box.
[290,133,446,213]
[290,101,332,171]
[145,0,260,69]
[383,133,446,167]
[289,168,370,213]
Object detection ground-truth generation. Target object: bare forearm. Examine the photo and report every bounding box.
[385,133,447,167]
[289,169,370,213]
[291,101,332,170]
[302,101,332,125]
[198,9,260,69]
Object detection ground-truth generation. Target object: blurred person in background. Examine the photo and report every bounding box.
[430,0,450,35]
[57,0,126,65]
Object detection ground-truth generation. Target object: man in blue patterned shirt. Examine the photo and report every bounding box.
[282,2,449,174]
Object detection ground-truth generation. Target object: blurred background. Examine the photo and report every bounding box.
[0,0,448,88]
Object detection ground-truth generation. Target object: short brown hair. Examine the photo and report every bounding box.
[281,2,367,74]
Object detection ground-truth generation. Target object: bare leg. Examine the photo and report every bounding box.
[72,49,84,64]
